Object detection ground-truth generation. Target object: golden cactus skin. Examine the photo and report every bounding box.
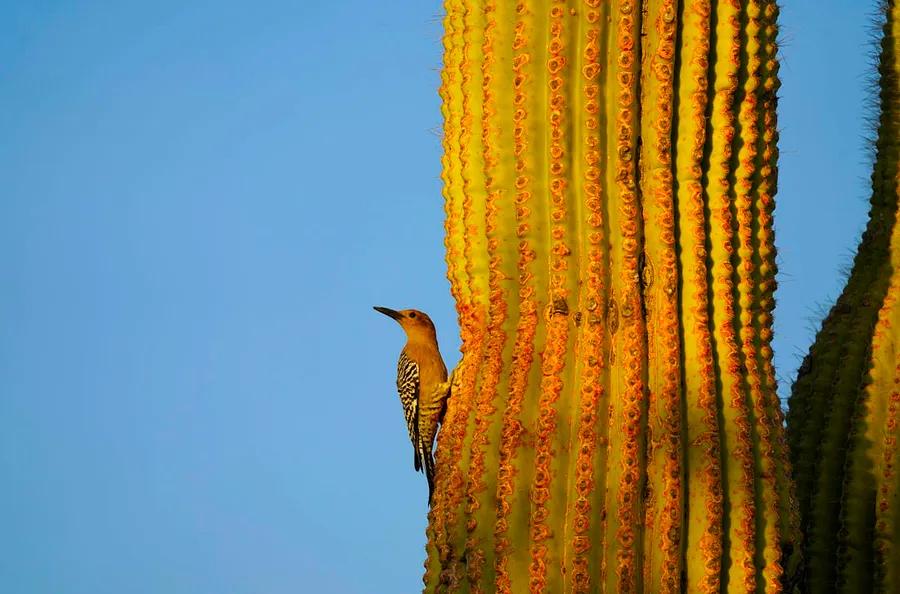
[787,2,900,592]
[427,1,800,592]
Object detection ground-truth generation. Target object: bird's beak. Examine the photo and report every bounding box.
[374,306,403,321]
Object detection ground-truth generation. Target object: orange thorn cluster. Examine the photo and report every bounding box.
[430,1,468,589]
[570,3,605,591]
[681,2,724,591]
[527,3,571,592]
[429,0,795,590]
[642,0,683,590]
[875,362,900,572]
[708,5,758,591]
[493,5,538,592]
[461,2,505,589]
[737,2,786,591]
[611,2,646,591]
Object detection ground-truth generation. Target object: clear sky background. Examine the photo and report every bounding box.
[0,1,880,592]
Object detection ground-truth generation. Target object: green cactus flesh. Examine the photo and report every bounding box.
[787,2,900,592]
[426,1,800,592]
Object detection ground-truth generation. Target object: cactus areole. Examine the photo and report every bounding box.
[426,0,800,593]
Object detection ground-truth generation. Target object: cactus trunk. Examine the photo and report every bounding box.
[787,2,900,592]
[428,0,800,592]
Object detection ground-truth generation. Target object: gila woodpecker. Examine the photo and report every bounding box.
[374,306,451,504]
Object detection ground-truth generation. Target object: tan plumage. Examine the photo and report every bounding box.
[374,306,450,504]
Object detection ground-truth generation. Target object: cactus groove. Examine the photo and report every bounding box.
[787,2,900,592]
[427,0,801,592]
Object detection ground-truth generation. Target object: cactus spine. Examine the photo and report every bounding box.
[787,2,900,592]
[428,0,800,592]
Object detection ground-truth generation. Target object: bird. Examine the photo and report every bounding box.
[374,306,451,504]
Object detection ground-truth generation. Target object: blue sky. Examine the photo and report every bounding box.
[0,1,877,592]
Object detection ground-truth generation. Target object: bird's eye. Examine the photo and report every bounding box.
[409,312,417,318]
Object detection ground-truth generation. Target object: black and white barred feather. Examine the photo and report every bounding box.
[396,351,421,470]
[396,351,438,502]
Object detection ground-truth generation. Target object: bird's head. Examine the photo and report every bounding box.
[374,306,437,341]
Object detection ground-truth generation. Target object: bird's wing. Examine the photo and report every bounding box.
[396,351,421,472]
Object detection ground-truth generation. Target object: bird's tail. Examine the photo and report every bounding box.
[413,423,422,472]
[421,444,436,505]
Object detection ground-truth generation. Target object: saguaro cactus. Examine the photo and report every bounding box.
[787,2,900,592]
[428,0,800,592]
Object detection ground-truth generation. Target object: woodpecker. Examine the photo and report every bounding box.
[374,306,450,504]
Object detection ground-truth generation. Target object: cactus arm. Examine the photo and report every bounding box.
[839,7,900,590]
[875,180,900,592]
[785,301,849,570]
[810,5,900,591]
[869,14,900,593]
[840,265,895,593]
[808,271,889,593]
[788,275,870,561]
[787,3,900,592]
[879,363,900,591]
[791,32,897,585]
[791,233,882,593]
[836,172,895,590]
